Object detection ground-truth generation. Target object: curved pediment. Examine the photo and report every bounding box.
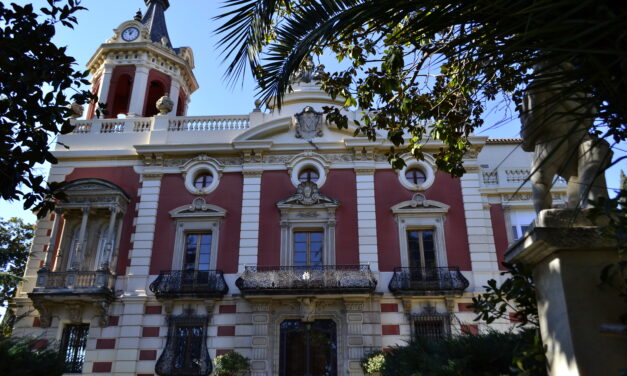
[391,193,449,214]
[277,182,339,208]
[169,197,227,218]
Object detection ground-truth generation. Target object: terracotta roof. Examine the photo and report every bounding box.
[486,138,522,144]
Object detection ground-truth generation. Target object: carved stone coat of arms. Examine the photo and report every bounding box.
[294,106,323,140]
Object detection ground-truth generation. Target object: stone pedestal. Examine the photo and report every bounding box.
[506,209,627,376]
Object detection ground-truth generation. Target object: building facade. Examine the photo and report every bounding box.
[11,1,566,375]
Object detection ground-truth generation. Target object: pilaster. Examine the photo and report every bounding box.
[127,172,162,295]
[354,167,379,271]
[460,167,499,287]
[237,167,263,273]
[128,65,150,117]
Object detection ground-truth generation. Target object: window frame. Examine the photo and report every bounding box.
[391,193,449,269]
[293,229,325,267]
[169,198,226,272]
[59,323,90,374]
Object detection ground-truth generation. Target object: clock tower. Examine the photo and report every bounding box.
[85,0,198,119]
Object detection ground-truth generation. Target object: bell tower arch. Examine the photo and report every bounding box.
[85,0,198,119]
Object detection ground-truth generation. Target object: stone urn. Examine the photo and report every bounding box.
[156,93,174,115]
[68,102,84,119]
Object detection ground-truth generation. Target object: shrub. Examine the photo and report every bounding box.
[214,351,251,376]
[0,337,65,376]
[361,351,386,375]
[380,329,546,376]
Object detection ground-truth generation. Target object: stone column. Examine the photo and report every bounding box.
[250,301,271,376]
[460,166,500,287]
[506,209,627,376]
[238,168,262,273]
[169,79,181,116]
[71,207,90,270]
[53,211,69,272]
[354,167,379,271]
[128,65,150,117]
[344,299,366,375]
[97,64,114,107]
[42,209,63,269]
[100,206,119,270]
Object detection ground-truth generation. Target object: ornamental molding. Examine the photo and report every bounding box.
[169,198,227,219]
[277,182,339,207]
[391,193,450,214]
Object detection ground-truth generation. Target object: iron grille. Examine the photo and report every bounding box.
[388,266,469,296]
[61,324,89,373]
[149,270,228,299]
[413,314,451,340]
[235,265,377,295]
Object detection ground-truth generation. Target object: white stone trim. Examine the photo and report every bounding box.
[398,159,436,191]
[355,170,379,271]
[180,156,223,195]
[238,171,262,272]
[286,152,330,188]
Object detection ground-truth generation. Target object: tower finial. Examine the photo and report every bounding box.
[144,0,170,11]
[134,9,143,21]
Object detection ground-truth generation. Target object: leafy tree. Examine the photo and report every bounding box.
[0,337,65,376]
[378,329,546,376]
[0,217,35,307]
[1,0,95,217]
[215,0,625,174]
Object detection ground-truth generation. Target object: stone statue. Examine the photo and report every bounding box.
[520,62,612,212]
[290,55,325,84]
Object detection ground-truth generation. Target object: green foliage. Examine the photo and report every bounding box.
[0,217,35,307]
[380,329,546,376]
[216,0,625,177]
[361,351,385,374]
[0,337,65,376]
[214,351,251,375]
[471,263,538,327]
[0,0,96,217]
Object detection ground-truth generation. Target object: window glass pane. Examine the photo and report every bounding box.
[294,231,323,266]
[405,168,426,184]
[298,168,319,183]
[194,173,213,188]
[407,230,422,268]
[422,231,436,269]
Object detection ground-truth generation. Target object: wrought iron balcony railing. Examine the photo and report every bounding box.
[149,270,228,299]
[236,265,377,295]
[388,267,469,296]
[30,269,115,298]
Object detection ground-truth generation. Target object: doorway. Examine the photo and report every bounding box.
[279,319,337,376]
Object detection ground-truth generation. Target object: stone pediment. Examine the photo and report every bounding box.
[277,182,339,208]
[169,197,226,218]
[60,178,130,211]
[391,193,449,214]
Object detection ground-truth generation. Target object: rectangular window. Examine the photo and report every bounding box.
[293,231,323,267]
[173,326,204,374]
[407,230,436,269]
[413,315,450,340]
[60,323,89,373]
[184,232,212,271]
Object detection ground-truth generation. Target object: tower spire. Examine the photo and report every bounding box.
[142,0,172,48]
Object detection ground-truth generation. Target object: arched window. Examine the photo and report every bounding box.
[144,80,166,117]
[110,74,133,118]
[176,91,186,116]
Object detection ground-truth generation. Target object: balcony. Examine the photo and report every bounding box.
[149,270,228,299]
[388,267,469,296]
[29,269,115,300]
[235,265,377,296]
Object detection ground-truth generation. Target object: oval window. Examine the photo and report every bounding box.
[405,168,426,185]
[193,173,214,189]
[298,168,320,183]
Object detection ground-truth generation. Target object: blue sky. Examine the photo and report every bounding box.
[1,0,624,223]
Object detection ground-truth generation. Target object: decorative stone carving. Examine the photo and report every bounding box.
[156,92,174,115]
[68,102,84,119]
[299,297,316,322]
[33,302,52,328]
[294,106,323,140]
[277,181,339,207]
[68,304,83,323]
[520,62,612,212]
[290,55,324,84]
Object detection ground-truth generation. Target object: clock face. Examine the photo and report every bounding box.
[121,27,139,42]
